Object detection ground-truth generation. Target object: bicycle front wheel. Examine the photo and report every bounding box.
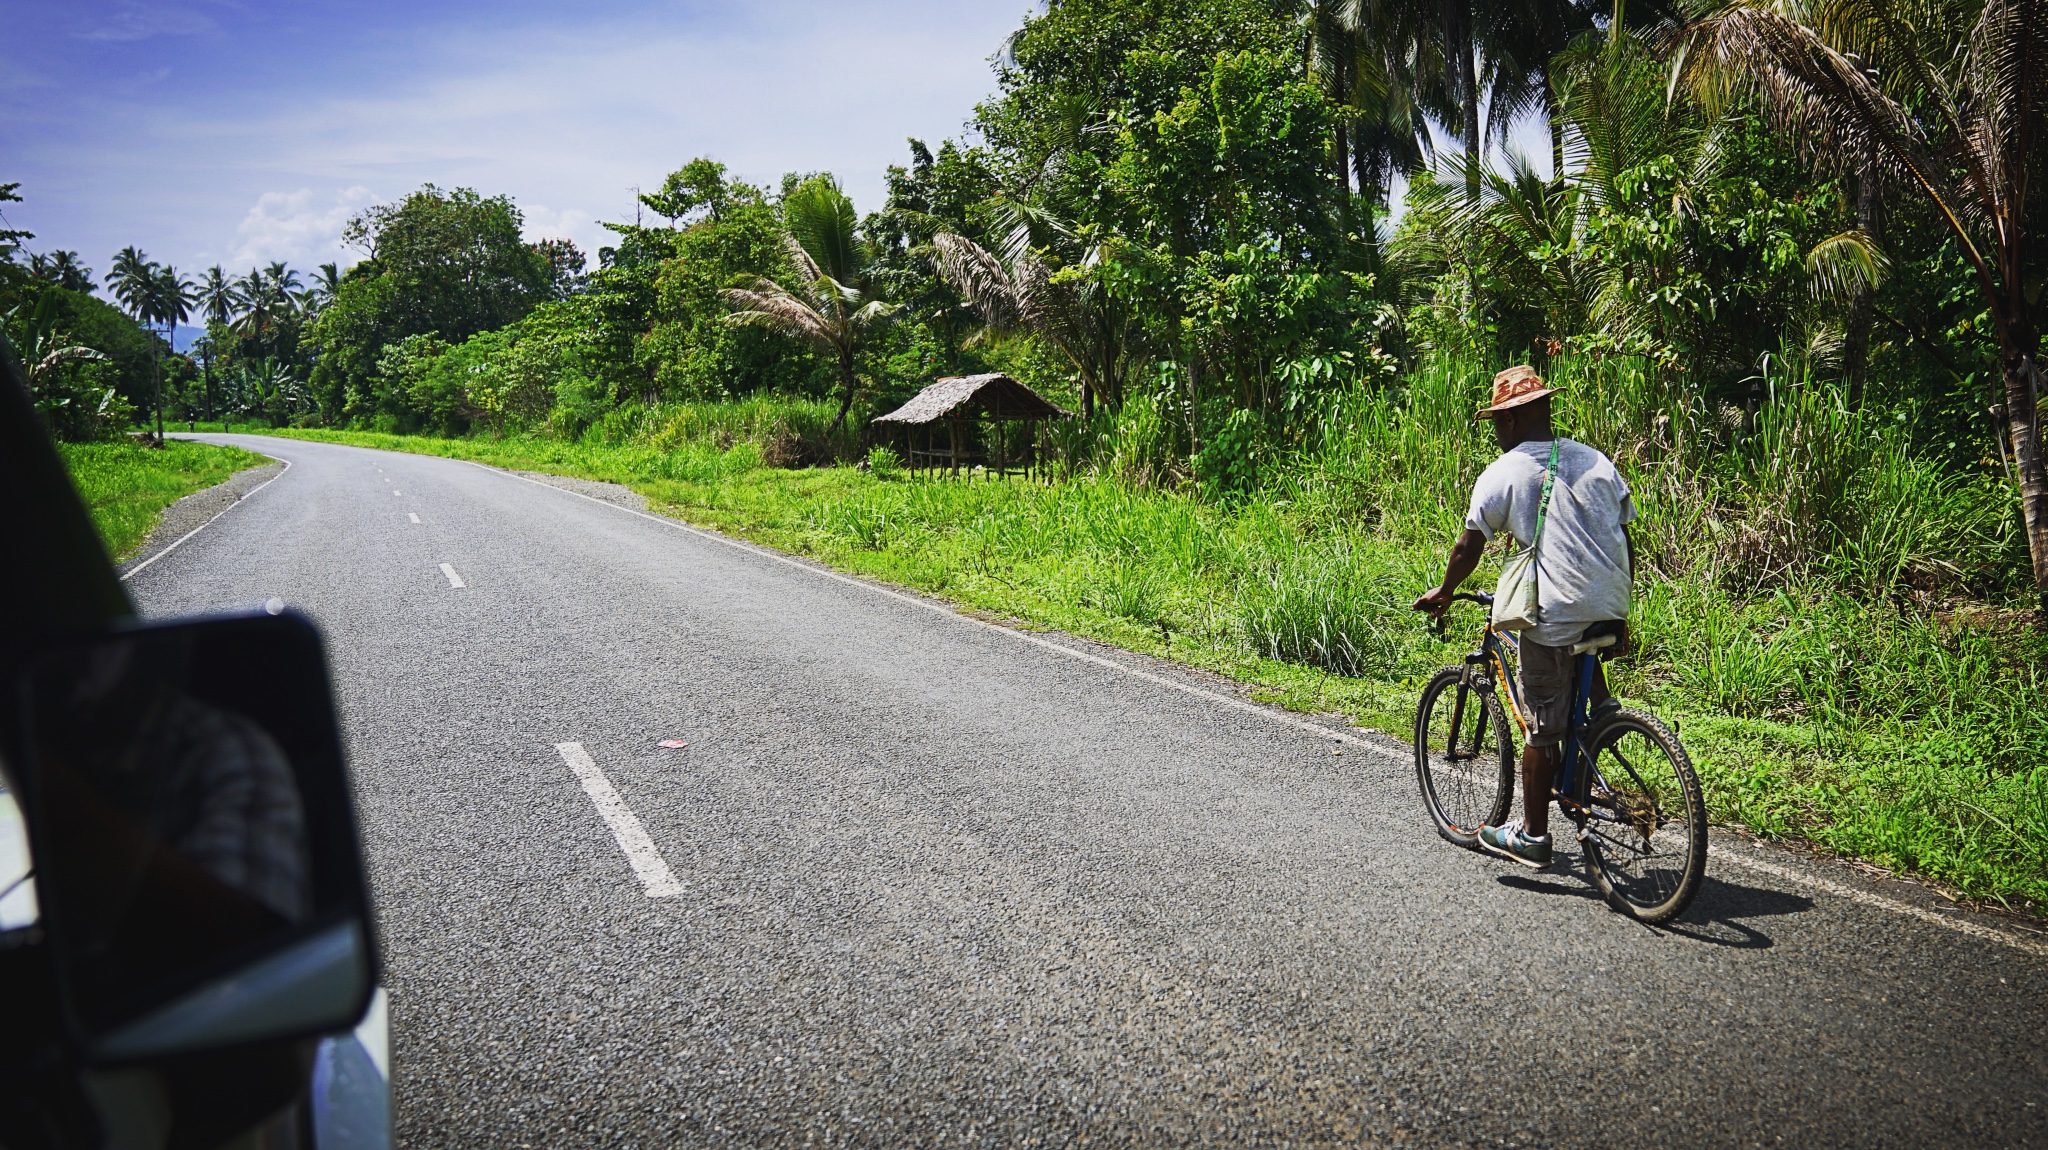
[1414,667,1515,847]
[1580,711,1707,924]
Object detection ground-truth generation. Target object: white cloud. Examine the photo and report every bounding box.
[230,186,377,268]
[520,203,608,267]
[182,1,1016,221]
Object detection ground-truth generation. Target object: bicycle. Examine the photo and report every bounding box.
[1413,590,1707,924]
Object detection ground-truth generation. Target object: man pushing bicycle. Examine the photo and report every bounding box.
[1412,365,1636,871]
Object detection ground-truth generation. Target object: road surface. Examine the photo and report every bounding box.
[127,435,2045,1148]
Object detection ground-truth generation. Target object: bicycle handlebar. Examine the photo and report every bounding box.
[1426,590,1494,638]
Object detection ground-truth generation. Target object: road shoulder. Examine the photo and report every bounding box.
[118,459,284,577]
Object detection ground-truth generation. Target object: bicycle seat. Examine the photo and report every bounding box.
[1569,619,1627,656]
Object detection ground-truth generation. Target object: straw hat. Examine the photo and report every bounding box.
[1475,364,1559,420]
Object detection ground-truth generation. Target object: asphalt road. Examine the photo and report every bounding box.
[128,435,2045,1148]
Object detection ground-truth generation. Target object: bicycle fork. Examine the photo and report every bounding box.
[1445,654,1491,762]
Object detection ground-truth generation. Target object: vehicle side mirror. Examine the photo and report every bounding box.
[8,611,378,1064]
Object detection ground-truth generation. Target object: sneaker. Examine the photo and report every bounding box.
[1478,821,1554,870]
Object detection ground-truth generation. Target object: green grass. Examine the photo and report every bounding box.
[59,439,272,560]
[258,385,2048,914]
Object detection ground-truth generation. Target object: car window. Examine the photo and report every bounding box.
[0,782,38,932]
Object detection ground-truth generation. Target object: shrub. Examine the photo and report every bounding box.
[867,445,903,479]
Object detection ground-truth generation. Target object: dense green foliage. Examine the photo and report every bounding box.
[307,186,579,426]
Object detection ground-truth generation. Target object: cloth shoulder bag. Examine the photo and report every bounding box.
[1490,440,1560,632]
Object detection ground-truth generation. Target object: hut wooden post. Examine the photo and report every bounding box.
[870,374,1073,483]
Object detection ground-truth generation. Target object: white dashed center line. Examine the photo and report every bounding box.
[409,512,421,523]
[554,742,684,898]
[439,563,465,588]
[393,490,402,496]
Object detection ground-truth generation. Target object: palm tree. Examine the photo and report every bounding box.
[930,216,1139,418]
[28,250,95,292]
[1481,0,1606,174]
[195,265,242,422]
[1678,0,2048,610]
[1351,0,1447,206]
[233,267,271,338]
[105,247,155,319]
[51,250,95,292]
[306,262,342,314]
[722,177,896,433]
[104,247,164,440]
[146,264,194,441]
[265,261,304,308]
[197,265,241,327]
[1304,0,1440,208]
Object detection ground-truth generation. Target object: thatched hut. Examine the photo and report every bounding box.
[871,373,1072,476]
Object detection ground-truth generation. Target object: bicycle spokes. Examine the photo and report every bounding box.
[1579,715,1707,924]
[1414,667,1515,847]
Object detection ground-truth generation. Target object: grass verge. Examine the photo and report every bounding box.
[59,439,272,560]
[257,423,2048,914]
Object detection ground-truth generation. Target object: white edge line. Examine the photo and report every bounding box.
[475,461,2046,959]
[438,563,465,589]
[120,457,291,581]
[1703,846,2047,956]
[554,742,684,898]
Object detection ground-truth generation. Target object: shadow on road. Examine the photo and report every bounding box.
[1495,859,1814,948]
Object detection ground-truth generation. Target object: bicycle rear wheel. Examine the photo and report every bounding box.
[1414,667,1515,847]
[1579,711,1706,924]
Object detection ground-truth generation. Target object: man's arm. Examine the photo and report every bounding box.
[1413,528,1489,614]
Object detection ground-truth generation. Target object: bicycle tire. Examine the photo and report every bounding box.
[1414,666,1515,847]
[1578,710,1706,924]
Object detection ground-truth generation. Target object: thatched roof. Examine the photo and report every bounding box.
[871,374,1072,425]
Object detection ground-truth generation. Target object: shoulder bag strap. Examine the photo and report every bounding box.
[1528,441,1560,621]
[1532,439,1560,550]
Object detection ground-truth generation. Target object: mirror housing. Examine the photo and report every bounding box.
[8,611,378,1065]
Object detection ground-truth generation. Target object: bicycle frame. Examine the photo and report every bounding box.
[1457,621,1606,818]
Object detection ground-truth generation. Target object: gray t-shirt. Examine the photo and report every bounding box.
[1465,438,1635,647]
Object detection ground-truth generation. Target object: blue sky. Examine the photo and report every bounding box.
[2,0,1029,282]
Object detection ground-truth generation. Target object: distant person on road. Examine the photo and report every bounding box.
[1412,365,1636,870]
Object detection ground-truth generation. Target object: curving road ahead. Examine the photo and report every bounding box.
[128,434,2045,1148]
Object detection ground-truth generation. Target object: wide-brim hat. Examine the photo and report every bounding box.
[1475,364,1559,420]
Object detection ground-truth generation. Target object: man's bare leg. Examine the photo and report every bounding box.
[1522,744,1557,838]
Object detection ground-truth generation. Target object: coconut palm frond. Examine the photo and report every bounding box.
[783,176,864,285]
[781,236,827,292]
[720,285,837,345]
[1805,228,1892,301]
[931,233,1029,335]
[850,299,901,327]
[1681,7,1943,198]
[983,198,1075,266]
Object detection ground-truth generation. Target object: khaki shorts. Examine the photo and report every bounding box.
[1516,639,1577,747]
